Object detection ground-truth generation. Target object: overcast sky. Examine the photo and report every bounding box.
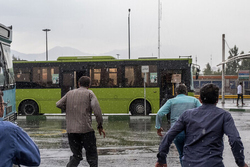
[1,0,250,70]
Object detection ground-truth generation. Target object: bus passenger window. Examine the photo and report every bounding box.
[90,68,101,87]
[125,66,144,87]
[14,68,31,82]
[108,68,117,87]
[125,78,129,86]
[91,79,99,86]
[108,78,114,87]
[147,65,157,87]
[48,67,59,86]
[90,67,118,87]
[33,67,59,88]
[42,68,48,83]
[125,66,134,87]
[125,65,157,87]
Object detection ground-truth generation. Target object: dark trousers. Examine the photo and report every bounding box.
[67,131,98,167]
[237,94,244,105]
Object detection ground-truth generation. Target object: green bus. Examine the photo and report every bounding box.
[13,56,195,115]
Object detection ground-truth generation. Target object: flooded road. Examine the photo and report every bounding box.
[16,112,250,167]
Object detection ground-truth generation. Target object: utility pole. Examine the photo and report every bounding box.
[128,9,131,59]
[222,34,225,104]
[158,0,161,59]
[43,29,51,61]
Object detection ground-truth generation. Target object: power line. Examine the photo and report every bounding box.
[224,40,234,56]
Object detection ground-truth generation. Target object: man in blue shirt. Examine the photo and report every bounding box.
[155,83,201,166]
[0,92,40,167]
[155,83,248,167]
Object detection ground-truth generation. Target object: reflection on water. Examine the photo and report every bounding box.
[17,118,68,149]
[15,112,250,167]
[16,115,180,167]
[16,116,171,150]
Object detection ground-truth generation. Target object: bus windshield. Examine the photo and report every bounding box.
[0,45,5,86]
[0,44,14,86]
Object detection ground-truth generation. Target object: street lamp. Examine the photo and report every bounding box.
[42,29,51,61]
[128,9,131,59]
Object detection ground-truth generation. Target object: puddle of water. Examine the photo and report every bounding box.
[15,113,250,167]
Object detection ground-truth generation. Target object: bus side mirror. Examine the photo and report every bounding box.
[196,68,200,80]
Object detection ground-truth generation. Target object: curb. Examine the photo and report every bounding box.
[222,107,250,112]
[16,108,250,121]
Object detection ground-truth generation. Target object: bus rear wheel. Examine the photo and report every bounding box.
[130,100,150,116]
[20,100,39,115]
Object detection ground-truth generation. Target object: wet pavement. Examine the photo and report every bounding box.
[16,100,250,167]
[217,98,250,112]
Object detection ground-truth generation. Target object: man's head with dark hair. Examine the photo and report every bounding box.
[200,83,219,104]
[78,76,91,87]
[175,83,187,95]
[239,82,242,85]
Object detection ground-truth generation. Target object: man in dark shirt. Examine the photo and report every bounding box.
[155,83,248,167]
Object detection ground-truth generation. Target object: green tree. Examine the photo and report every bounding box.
[12,54,24,61]
[203,63,222,75]
[213,68,222,75]
[225,45,241,75]
[203,63,213,75]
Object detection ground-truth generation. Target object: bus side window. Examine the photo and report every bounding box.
[92,79,99,86]
[108,68,117,87]
[33,67,59,88]
[125,78,129,86]
[90,68,101,87]
[125,66,134,87]
[92,67,118,88]
[14,67,31,88]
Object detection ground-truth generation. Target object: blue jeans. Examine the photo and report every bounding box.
[174,131,185,167]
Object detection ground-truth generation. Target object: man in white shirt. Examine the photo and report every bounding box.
[237,82,245,106]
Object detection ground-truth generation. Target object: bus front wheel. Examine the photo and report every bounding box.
[130,100,151,116]
[20,100,39,115]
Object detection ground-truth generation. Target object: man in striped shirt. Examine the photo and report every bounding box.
[56,76,105,167]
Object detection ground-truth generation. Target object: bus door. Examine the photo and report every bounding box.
[61,70,88,97]
[61,72,74,98]
[160,70,181,106]
[160,71,173,106]
[75,70,88,86]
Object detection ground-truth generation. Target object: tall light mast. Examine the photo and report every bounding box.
[158,0,161,59]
